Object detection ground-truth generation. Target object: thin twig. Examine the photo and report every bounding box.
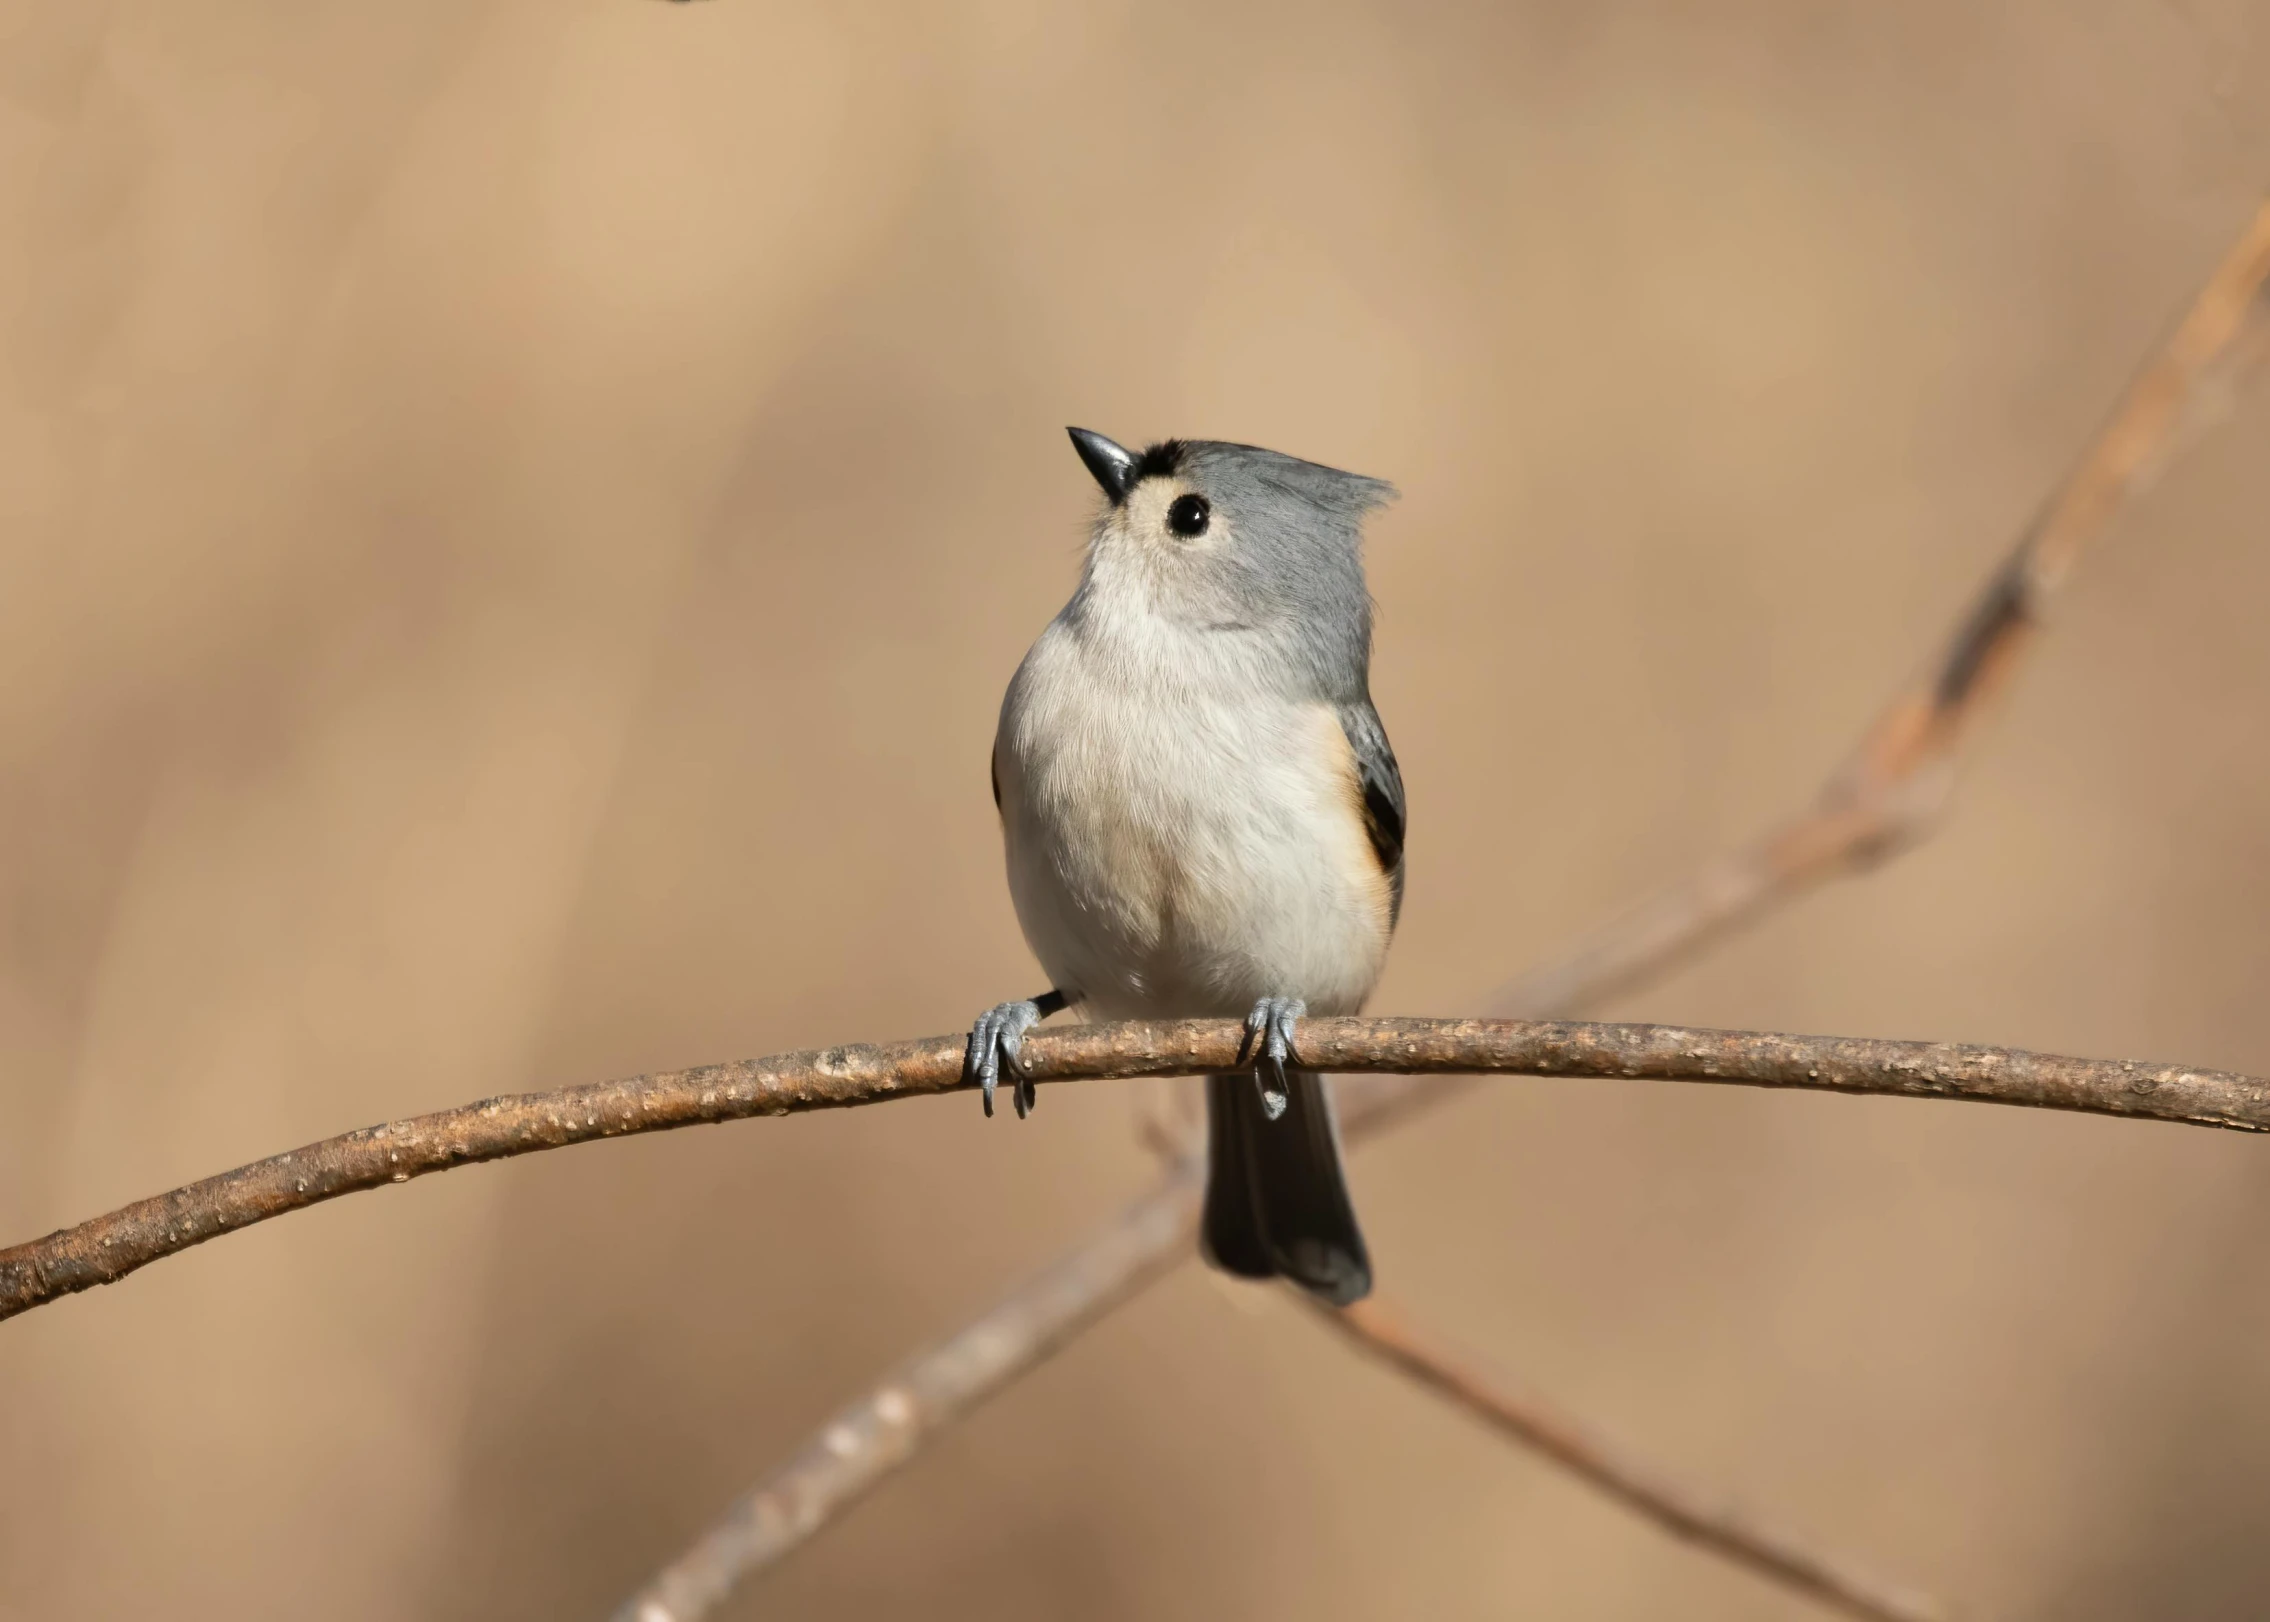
[1476,195,2270,1021]
[611,201,2270,1622]
[7,1019,2270,1326]
[1312,1297,1949,1622]
[621,1162,1205,1622]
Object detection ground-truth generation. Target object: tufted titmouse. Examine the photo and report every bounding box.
[964,428,1405,1306]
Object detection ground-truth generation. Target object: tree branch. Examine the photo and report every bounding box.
[1474,194,2270,1021]
[1312,1295,1949,1622]
[608,199,2270,1622]
[618,1161,1207,1622]
[7,1019,2269,1327]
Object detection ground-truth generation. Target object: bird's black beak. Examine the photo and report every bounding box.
[1067,427,1139,505]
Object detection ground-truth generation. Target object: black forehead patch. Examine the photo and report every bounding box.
[1133,440,1187,482]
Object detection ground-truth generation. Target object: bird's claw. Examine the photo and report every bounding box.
[964,999,1044,1119]
[1239,996,1306,1122]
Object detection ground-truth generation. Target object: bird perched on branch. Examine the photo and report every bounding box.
[965,427,1405,1306]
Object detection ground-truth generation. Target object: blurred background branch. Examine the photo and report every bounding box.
[1312,1295,1951,1622]
[1469,196,2270,1023]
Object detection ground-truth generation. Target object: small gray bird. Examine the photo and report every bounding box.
[964,427,1405,1306]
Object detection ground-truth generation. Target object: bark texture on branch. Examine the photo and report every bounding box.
[1315,1297,1950,1622]
[6,1017,2268,1324]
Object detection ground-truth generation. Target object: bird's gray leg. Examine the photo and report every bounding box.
[1238,996,1307,1122]
[964,988,1070,1119]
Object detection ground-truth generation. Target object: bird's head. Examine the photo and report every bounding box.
[1062,427,1394,686]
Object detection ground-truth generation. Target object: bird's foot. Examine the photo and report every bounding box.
[965,1000,1045,1119]
[1239,996,1307,1122]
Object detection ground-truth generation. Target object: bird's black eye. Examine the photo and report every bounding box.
[1166,494,1211,538]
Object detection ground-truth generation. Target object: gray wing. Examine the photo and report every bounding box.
[1338,699,1406,927]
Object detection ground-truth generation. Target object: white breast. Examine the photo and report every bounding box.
[994,614,1392,1021]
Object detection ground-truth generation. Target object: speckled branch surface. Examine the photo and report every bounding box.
[613,201,2270,1622]
[7,1019,2270,1328]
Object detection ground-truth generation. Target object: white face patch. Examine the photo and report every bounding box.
[1080,474,1255,635]
[1117,477,1232,558]
[1087,475,1248,629]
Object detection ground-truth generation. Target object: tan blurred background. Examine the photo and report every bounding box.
[3,2,2270,1617]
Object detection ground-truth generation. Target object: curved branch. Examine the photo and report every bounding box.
[1313,1296,1950,1622]
[6,1016,2269,1324]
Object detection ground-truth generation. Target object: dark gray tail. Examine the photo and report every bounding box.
[1201,1070,1372,1306]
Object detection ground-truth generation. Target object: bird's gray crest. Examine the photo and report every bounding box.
[1172,439,1396,522]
